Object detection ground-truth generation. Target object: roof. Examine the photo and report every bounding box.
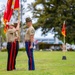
[34,27,63,44]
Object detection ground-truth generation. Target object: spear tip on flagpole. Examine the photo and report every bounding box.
[64,21,65,24]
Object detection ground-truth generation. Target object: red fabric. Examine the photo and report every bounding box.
[12,41,16,69]
[3,0,13,24]
[3,0,13,33]
[61,22,66,37]
[3,0,20,33]
[14,0,19,9]
[9,42,13,70]
[28,42,32,70]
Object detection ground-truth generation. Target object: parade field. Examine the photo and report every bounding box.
[0,51,75,75]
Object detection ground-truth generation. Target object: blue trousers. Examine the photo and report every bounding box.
[25,41,35,70]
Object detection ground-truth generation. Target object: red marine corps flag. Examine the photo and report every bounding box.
[61,21,66,37]
[3,0,19,33]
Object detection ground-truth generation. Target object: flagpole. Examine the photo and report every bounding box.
[18,6,20,22]
[21,0,23,42]
[18,0,20,41]
[20,0,27,43]
[15,0,20,41]
[62,21,67,60]
[64,36,65,44]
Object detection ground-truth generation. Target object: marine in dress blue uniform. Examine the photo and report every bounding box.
[25,17,35,70]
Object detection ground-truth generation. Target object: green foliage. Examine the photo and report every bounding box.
[1,26,6,41]
[19,48,26,51]
[31,0,75,43]
[1,48,7,52]
[38,42,50,49]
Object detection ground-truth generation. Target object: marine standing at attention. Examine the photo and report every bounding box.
[25,17,35,70]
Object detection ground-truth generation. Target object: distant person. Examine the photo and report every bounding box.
[25,17,35,70]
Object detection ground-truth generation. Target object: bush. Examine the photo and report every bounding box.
[19,48,26,51]
[1,48,7,52]
[38,42,62,51]
[38,42,50,49]
[1,48,26,52]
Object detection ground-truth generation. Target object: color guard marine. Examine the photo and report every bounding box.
[6,22,19,71]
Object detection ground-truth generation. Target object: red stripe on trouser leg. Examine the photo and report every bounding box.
[28,42,30,69]
[13,41,16,69]
[9,42,13,70]
[12,41,16,69]
[12,42,14,70]
[25,41,35,70]
[28,42,32,70]
[14,41,16,69]
[30,57,32,70]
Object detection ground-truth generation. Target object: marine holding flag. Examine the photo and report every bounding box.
[6,21,20,71]
[6,23,18,71]
[3,0,20,71]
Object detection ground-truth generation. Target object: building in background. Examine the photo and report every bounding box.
[34,27,63,50]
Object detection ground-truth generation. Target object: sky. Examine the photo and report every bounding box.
[0,0,7,4]
[0,0,6,9]
[34,27,54,39]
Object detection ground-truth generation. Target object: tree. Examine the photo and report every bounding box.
[30,0,75,44]
[0,4,6,42]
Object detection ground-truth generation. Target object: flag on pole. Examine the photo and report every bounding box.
[61,21,67,60]
[14,0,19,10]
[3,0,13,25]
[3,0,13,33]
[3,0,19,33]
[61,21,66,37]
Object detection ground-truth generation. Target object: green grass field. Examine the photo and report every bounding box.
[0,51,75,75]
